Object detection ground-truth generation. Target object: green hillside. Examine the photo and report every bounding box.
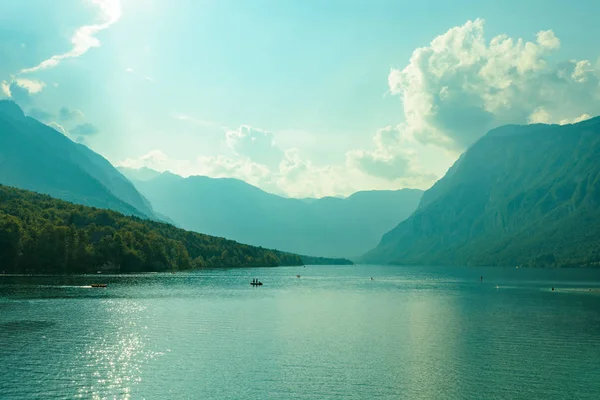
[364,117,600,268]
[0,185,306,273]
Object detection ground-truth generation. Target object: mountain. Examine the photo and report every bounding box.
[0,101,156,219]
[364,117,600,268]
[0,184,327,273]
[119,168,423,258]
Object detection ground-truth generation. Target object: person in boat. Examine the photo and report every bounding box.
[252,278,256,284]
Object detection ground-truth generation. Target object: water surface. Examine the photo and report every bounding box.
[1,265,600,399]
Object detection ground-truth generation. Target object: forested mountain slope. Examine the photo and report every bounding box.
[0,185,308,273]
[364,117,600,268]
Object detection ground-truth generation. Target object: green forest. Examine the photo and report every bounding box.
[0,185,307,273]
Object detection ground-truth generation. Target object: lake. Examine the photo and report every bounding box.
[1,265,600,399]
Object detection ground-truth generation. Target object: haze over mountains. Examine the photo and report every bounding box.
[4,98,600,268]
[120,167,423,258]
[0,100,420,261]
[365,116,600,268]
[0,101,157,220]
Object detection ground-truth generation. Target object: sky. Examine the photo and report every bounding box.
[1,0,600,198]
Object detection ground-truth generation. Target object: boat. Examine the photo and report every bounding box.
[91,283,107,288]
[296,275,301,278]
[251,278,263,286]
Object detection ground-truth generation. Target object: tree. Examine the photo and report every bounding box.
[0,212,23,271]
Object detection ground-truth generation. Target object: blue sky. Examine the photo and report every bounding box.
[2,0,600,197]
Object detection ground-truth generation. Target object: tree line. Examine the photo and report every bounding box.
[0,185,305,273]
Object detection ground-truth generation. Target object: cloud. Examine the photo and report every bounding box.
[117,150,169,170]
[1,81,12,98]
[7,82,32,105]
[225,125,284,168]
[47,121,67,135]
[18,0,122,74]
[115,20,600,198]
[1,78,46,104]
[116,141,438,198]
[346,125,436,184]
[13,78,45,93]
[59,106,84,122]
[387,18,600,151]
[559,113,592,125]
[71,122,100,136]
[28,108,54,122]
[528,106,552,124]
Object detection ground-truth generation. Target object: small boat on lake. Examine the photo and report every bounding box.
[91,284,107,288]
[251,278,263,286]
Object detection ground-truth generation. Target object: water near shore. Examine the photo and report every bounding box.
[1,265,600,399]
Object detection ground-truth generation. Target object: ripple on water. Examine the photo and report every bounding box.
[1,266,600,400]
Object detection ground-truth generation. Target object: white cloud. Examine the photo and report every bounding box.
[118,150,169,170]
[346,125,436,184]
[1,78,46,98]
[388,18,600,151]
[1,81,11,97]
[559,113,592,125]
[47,121,67,135]
[14,78,46,94]
[116,140,437,198]
[18,0,122,74]
[536,30,560,50]
[116,20,599,198]
[528,107,551,124]
[225,125,284,168]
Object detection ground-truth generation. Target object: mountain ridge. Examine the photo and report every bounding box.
[364,116,600,267]
[120,167,423,258]
[0,100,158,220]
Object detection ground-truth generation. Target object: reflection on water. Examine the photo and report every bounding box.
[1,265,600,399]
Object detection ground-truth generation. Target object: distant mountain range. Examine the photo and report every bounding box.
[364,117,600,268]
[119,167,423,258]
[0,101,157,219]
[3,100,600,268]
